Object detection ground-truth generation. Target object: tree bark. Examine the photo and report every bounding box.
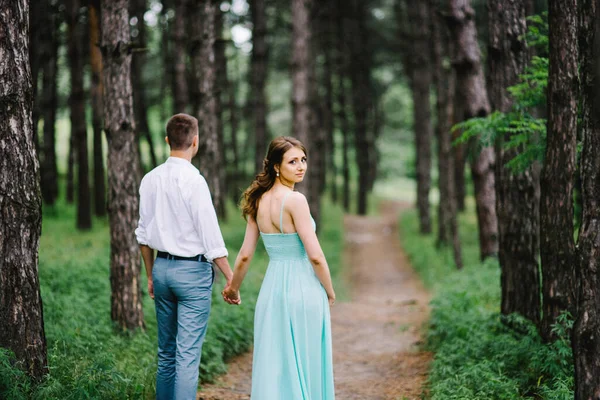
[0,0,48,380]
[173,0,189,114]
[131,0,157,170]
[249,0,269,175]
[401,0,433,233]
[191,0,226,217]
[573,0,600,395]
[40,1,60,206]
[349,0,371,216]
[89,0,106,217]
[291,0,322,223]
[67,0,92,230]
[539,0,578,342]
[447,0,498,260]
[101,0,145,331]
[334,0,351,212]
[431,0,463,268]
[488,0,541,324]
[320,0,337,203]
[215,8,227,219]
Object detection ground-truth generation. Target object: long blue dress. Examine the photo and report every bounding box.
[251,192,335,400]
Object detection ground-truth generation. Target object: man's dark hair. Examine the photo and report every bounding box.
[166,113,198,150]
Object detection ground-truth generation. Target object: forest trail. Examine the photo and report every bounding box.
[198,201,432,400]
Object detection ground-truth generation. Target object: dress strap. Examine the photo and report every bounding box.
[279,190,294,233]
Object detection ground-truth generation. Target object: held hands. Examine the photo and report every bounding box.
[222,282,241,305]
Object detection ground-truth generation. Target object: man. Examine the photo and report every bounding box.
[135,113,239,400]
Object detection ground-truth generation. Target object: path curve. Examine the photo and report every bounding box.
[198,201,431,399]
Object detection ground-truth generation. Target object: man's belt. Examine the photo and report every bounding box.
[156,251,208,263]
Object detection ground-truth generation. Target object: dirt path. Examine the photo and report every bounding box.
[198,201,431,400]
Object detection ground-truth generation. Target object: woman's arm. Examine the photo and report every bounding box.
[223,216,260,303]
[288,193,336,305]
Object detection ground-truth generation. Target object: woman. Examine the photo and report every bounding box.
[222,136,336,399]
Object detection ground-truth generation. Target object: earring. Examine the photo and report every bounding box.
[276,172,279,177]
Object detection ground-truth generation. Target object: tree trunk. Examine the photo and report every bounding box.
[573,0,600,395]
[291,0,322,223]
[89,0,106,217]
[432,0,463,268]
[488,0,541,324]
[66,127,76,203]
[321,1,337,203]
[131,0,157,170]
[40,1,60,206]
[172,0,189,114]
[29,0,44,150]
[349,0,371,216]
[191,0,226,217]
[0,0,48,380]
[453,132,467,212]
[101,0,145,331]
[334,0,351,212]
[446,0,498,260]
[539,0,578,342]
[249,0,269,175]
[67,0,92,230]
[402,0,433,233]
[215,8,227,219]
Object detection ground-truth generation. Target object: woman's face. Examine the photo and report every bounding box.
[278,146,307,183]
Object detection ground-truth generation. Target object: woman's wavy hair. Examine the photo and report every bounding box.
[240,136,307,220]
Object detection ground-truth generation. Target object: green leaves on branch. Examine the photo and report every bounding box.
[452,15,549,174]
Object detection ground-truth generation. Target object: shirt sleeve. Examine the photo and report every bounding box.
[135,176,149,246]
[188,175,228,262]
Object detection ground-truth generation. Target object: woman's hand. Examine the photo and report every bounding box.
[222,284,241,305]
[328,292,336,307]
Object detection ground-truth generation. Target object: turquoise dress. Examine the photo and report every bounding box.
[251,193,335,400]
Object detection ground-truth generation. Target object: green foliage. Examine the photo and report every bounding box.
[452,15,549,174]
[0,199,346,399]
[400,209,574,399]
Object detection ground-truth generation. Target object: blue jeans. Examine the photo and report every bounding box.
[153,257,214,400]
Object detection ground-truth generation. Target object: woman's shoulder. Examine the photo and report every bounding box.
[286,191,309,209]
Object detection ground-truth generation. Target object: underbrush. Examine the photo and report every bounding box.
[1,198,345,399]
[400,209,574,399]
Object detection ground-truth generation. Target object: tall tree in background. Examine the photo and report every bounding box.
[349,0,372,215]
[539,0,578,341]
[215,8,228,218]
[573,0,600,395]
[89,0,106,217]
[447,0,498,260]
[173,0,189,114]
[101,0,145,331]
[291,0,322,223]
[0,0,48,379]
[431,0,463,268]
[397,0,433,233]
[40,1,60,206]
[249,0,269,174]
[191,0,226,218]
[67,0,92,230]
[334,0,352,212]
[318,0,337,202]
[131,0,158,170]
[488,0,540,324]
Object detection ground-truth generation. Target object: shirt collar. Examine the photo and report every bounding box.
[166,156,192,165]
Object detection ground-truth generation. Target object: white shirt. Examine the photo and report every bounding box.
[135,157,228,262]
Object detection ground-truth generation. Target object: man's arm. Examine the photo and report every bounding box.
[140,245,155,299]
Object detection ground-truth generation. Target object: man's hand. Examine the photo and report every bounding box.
[221,284,241,305]
[148,279,154,299]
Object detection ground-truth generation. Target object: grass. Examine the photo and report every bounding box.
[400,207,574,400]
[0,196,347,399]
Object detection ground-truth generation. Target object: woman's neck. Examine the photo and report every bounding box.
[274,179,294,191]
